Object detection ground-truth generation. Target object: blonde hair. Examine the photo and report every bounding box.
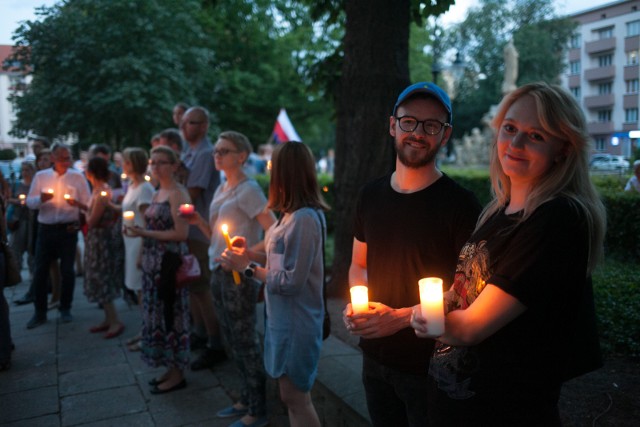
[483,82,606,273]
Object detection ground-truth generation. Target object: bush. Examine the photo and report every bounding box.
[0,149,17,161]
[592,258,640,357]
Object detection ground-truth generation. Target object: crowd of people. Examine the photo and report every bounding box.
[1,81,609,426]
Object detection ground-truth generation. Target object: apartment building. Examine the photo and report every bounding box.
[563,0,640,157]
[0,44,30,154]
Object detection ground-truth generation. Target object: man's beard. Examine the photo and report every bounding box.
[395,138,440,169]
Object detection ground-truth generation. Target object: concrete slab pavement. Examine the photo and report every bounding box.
[1,271,371,427]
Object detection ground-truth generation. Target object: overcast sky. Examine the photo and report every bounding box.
[0,0,618,46]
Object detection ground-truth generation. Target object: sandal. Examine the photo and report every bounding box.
[128,341,143,352]
[125,334,141,346]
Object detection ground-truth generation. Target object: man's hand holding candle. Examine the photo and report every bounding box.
[343,301,413,339]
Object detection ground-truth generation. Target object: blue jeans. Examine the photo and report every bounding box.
[32,223,78,317]
[362,353,430,427]
[0,253,11,363]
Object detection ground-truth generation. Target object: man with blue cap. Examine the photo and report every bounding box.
[343,82,482,426]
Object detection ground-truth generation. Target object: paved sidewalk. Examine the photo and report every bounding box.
[1,274,371,427]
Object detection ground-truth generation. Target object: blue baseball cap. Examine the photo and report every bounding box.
[392,82,453,125]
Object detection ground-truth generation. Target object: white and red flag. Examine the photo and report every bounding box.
[272,108,301,143]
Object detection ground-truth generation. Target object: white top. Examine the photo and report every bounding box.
[27,167,91,224]
[122,181,154,290]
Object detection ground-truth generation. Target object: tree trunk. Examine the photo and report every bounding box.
[329,0,411,297]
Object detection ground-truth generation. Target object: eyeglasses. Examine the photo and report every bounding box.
[148,160,173,167]
[213,148,239,156]
[395,116,451,135]
[187,120,204,125]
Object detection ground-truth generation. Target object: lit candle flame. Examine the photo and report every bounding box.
[100,190,108,197]
[18,194,26,200]
[322,186,328,193]
[121,173,127,180]
[64,193,71,200]
[46,188,54,194]
[144,175,151,182]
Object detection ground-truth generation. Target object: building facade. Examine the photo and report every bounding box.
[0,44,31,155]
[562,0,640,157]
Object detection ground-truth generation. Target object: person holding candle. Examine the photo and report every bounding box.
[183,130,275,427]
[126,145,191,394]
[343,82,482,426]
[7,161,36,284]
[25,143,91,328]
[410,82,606,425]
[222,141,328,427]
[118,148,154,350]
[82,156,126,338]
[180,106,223,368]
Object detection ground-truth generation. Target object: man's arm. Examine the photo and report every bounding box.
[348,237,368,286]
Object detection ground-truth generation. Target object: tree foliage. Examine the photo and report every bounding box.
[9,0,212,149]
[8,0,336,154]
[444,0,576,139]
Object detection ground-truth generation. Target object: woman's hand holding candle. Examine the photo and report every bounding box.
[179,203,195,217]
[416,277,445,338]
[123,211,135,228]
[221,224,241,284]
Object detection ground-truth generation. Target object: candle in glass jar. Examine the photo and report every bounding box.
[221,224,241,284]
[179,203,195,216]
[350,285,369,314]
[418,277,445,337]
[123,211,135,227]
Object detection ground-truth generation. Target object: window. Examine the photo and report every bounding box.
[627,50,639,65]
[570,86,581,98]
[596,27,614,40]
[626,79,639,93]
[598,110,612,122]
[598,82,613,94]
[570,34,582,48]
[599,54,613,67]
[627,20,640,36]
[570,60,581,74]
[595,137,606,151]
[626,108,639,122]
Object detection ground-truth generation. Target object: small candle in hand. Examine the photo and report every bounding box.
[46,188,54,194]
[350,285,369,314]
[18,194,26,204]
[179,203,195,216]
[64,193,71,200]
[123,211,135,227]
[100,190,108,197]
[221,223,241,285]
[144,175,151,182]
[418,277,445,337]
[120,173,127,181]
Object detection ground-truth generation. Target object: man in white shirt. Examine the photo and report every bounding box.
[26,143,91,329]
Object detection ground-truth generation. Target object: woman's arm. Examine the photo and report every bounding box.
[129,189,190,242]
[412,284,526,345]
[85,193,107,228]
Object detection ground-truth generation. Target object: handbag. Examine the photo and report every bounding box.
[1,198,21,287]
[176,253,201,287]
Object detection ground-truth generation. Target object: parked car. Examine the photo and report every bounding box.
[590,154,630,171]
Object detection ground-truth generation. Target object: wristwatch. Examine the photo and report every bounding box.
[244,263,258,278]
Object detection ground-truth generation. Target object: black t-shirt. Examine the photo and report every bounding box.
[353,173,481,373]
[428,197,602,425]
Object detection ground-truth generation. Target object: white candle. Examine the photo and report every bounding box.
[350,285,369,314]
[418,277,445,337]
[123,211,135,227]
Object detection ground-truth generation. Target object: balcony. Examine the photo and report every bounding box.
[587,122,614,134]
[625,35,640,51]
[624,94,638,109]
[624,64,639,80]
[584,94,615,109]
[585,37,616,54]
[584,65,616,81]
[623,122,639,132]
